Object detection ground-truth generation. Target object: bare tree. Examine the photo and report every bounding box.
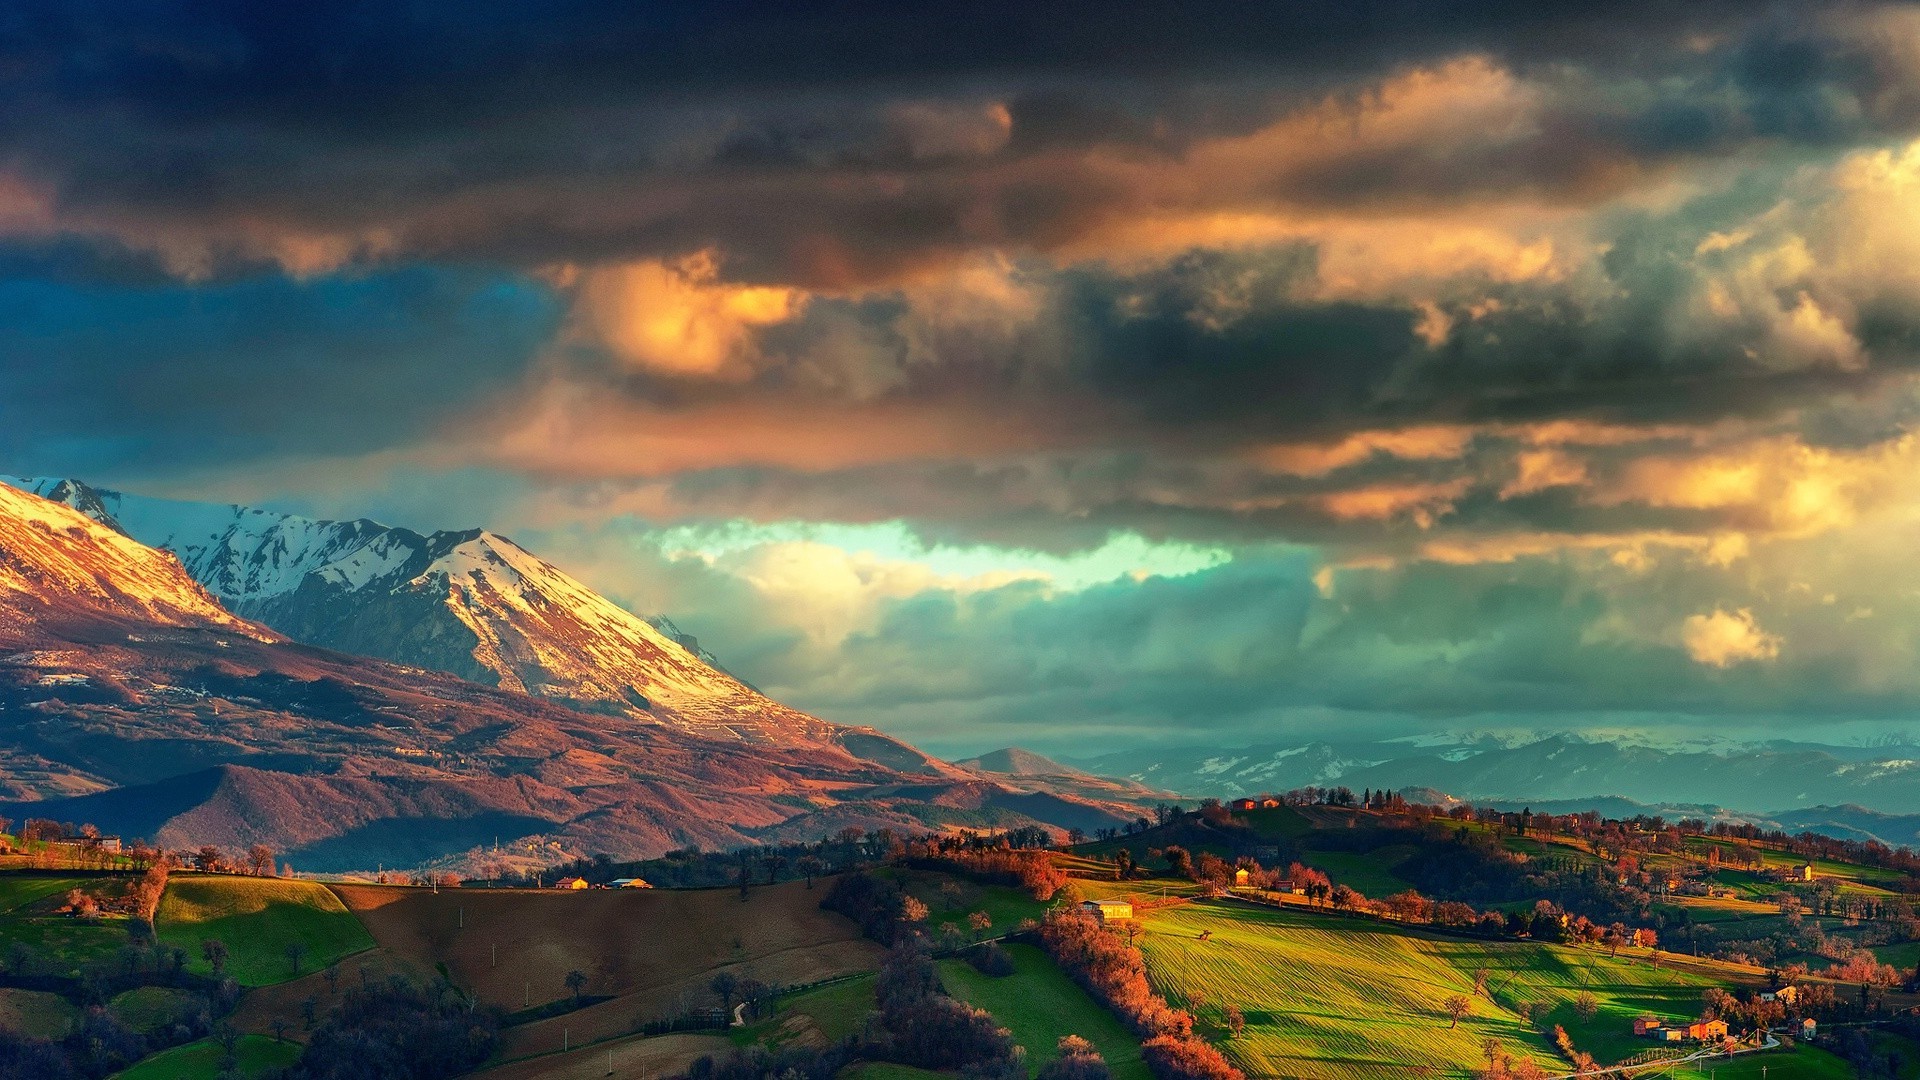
[1443,994,1472,1029]
[286,940,307,976]
[247,844,275,877]
[709,971,739,1012]
[565,969,588,1003]
[201,938,228,977]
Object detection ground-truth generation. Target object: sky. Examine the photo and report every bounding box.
[8,2,1920,756]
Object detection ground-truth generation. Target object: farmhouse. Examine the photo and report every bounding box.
[1686,1019,1728,1042]
[1760,985,1798,1004]
[1232,798,1259,811]
[1234,868,1250,887]
[1633,1017,1663,1037]
[555,877,591,890]
[1082,898,1133,923]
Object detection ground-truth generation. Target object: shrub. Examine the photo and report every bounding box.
[965,942,1016,977]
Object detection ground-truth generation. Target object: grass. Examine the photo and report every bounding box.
[939,944,1149,1080]
[0,915,129,970]
[1135,900,1728,1080]
[735,976,878,1047]
[1692,1044,1856,1078]
[1238,807,1313,839]
[887,870,1053,939]
[838,1064,950,1080]
[1875,941,1920,970]
[156,876,373,986]
[0,874,91,914]
[0,987,79,1038]
[110,985,205,1033]
[114,1034,302,1080]
[1297,849,1414,897]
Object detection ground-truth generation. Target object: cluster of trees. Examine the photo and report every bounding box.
[276,976,500,1079]
[905,849,1068,901]
[504,829,921,891]
[0,1008,149,1079]
[821,872,919,946]
[867,943,1023,1073]
[1035,911,1241,1080]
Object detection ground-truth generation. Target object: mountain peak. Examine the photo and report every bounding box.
[959,747,1083,777]
[0,476,820,742]
[0,483,263,636]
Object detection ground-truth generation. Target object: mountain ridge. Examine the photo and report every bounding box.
[4,476,815,744]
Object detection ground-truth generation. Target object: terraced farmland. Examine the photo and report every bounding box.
[1136,901,1729,1080]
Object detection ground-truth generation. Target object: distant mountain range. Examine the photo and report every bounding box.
[0,481,1142,871]
[1062,736,1920,841]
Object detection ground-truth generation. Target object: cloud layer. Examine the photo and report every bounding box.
[11,2,1920,751]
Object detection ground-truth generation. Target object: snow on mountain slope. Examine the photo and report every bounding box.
[1,476,821,741]
[0,483,265,635]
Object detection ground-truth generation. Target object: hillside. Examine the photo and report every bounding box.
[0,485,1135,868]
[1135,900,1732,1078]
[4,476,828,743]
[955,746,1173,806]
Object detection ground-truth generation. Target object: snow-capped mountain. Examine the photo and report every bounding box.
[3,476,816,742]
[0,482,264,636]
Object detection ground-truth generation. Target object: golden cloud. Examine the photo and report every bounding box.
[1250,425,1476,477]
[569,251,804,377]
[1681,607,1781,667]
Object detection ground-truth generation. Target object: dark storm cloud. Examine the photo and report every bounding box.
[4,1,1917,284]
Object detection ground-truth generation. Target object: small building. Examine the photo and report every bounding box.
[609,878,652,889]
[1633,1017,1663,1037]
[1760,985,1798,1004]
[1686,1019,1728,1042]
[1231,798,1259,812]
[1273,880,1307,895]
[1233,868,1250,887]
[1082,898,1133,924]
[1259,797,1281,808]
[1801,1018,1817,1039]
[555,877,590,890]
[1793,863,1815,881]
[1658,1027,1685,1043]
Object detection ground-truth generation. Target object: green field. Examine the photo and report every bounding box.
[888,870,1053,939]
[0,873,129,972]
[155,876,373,986]
[838,1064,950,1080]
[0,987,79,1038]
[939,944,1149,1080]
[114,1034,302,1080]
[1700,1045,1857,1078]
[109,985,206,1033]
[736,975,878,1047]
[0,874,92,914]
[1135,900,1725,1080]
[1300,847,1416,897]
